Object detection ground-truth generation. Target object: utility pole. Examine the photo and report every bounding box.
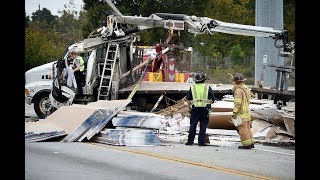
[38,3,40,11]
[255,0,283,86]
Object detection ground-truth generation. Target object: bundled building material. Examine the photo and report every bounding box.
[91,129,160,146]
[25,122,67,142]
[25,100,130,142]
[63,99,131,142]
[112,114,163,129]
[25,131,67,142]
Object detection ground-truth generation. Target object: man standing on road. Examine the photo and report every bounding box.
[231,73,254,149]
[185,71,216,146]
[71,50,85,96]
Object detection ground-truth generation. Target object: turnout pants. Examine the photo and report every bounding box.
[74,71,84,95]
[237,120,254,146]
[187,108,209,144]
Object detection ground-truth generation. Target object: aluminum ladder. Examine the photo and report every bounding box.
[97,43,119,100]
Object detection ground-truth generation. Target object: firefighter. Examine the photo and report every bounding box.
[232,73,254,149]
[185,71,216,146]
[71,50,85,96]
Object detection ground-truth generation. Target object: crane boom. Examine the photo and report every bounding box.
[98,0,293,54]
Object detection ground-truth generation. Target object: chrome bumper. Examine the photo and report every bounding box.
[25,95,32,105]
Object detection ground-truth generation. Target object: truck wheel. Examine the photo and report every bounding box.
[34,93,56,119]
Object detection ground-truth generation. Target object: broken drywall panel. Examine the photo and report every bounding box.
[43,105,101,134]
[251,108,285,127]
[282,116,295,137]
[251,119,273,135]
[253,127,273,139]
[25,122,67,142]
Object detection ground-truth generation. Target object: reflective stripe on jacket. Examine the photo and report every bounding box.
[233,84,251,120]
[190,83,212,107]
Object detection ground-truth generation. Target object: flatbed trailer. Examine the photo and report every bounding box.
[118,82,295,112]
[118,82,234,111]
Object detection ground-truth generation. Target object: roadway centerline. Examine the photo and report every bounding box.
[88,142,277,180]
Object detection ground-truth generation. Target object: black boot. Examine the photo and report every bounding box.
[238,145,252,149]
[185,142,193,146]
[250,144,255,148]
[199,143,209,146]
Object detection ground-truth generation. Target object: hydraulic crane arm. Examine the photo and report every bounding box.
[100,0,293,54]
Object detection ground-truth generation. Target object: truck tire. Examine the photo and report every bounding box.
[34,93,56,119]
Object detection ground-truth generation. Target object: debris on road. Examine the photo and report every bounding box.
[91,129,160,146]
[112,111,164,129]
[25,100,130,142]
[155,95,295,145]
[63,100,131,142]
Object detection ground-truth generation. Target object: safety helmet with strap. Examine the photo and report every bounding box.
[193,70,206,83]
[190,83,212,107]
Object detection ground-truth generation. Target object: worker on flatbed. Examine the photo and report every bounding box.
[71,50,85,96]
[185,71,215,146]
[231,73,254,149]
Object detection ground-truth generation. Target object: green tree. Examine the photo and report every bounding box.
[56,10,84,44]
[284,0,295,42]
[229,44,245,65]
[25,11,30,28]
[25,28,65,71]
[191,0,254,67]
[82,0,112,38]
[31,8,58,26]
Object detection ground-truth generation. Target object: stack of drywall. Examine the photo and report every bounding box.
[92,129,160,146]
[112,113,163,129]
[25,122,66,142]
[25,100,130,142]
[62,99,131,142]
[91,111,163,146]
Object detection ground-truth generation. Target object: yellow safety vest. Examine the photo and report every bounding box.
[73,56,85,72]
[190,83,212,107]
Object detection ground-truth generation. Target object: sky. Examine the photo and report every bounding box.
[25,0,84,17]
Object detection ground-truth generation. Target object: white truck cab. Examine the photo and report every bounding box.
[25,41,99,119]
[25,61,56,118]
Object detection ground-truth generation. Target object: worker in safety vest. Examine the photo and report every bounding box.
[71,50,85,95]
[185,71,216,146]
[232,73,254,149]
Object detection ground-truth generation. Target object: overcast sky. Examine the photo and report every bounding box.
[25,0,84,17]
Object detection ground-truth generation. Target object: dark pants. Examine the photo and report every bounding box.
[187,108,209,144]
[74,71,84,95]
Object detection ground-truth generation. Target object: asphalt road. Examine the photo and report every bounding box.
[25,103,295,179]
[26,142,250,180]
